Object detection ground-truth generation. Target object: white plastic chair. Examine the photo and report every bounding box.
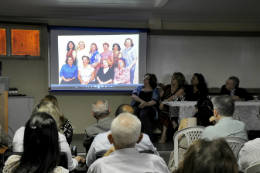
[224,136,247,161]
[173,126,205,168]
[245,163,260,173]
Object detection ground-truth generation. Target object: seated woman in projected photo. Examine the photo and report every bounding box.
[59,56,79,84]
[78,56,95,84]
[114,58,131,84]
[96,59,114,84]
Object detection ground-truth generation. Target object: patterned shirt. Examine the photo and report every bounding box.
[114,67,130,84]
[101,50,113,68]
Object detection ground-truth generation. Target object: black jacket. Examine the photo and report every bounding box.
[220,85,253,101]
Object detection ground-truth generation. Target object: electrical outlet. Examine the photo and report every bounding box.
[72,126,75,132]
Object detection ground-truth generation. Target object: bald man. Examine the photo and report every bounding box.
[85,104,158,167]
[83,100,114,150]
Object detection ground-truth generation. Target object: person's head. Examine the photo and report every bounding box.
[82,56,90,65]
[112,43,121,52]
[117,58,126,68]
[192,73,208,90]
[67,41,75,51]
[14,113,59,173]
[143,73,157,89]
[103,59,111,68]
[103,42,109,51]
[211,95,235,121]
[78,41,85,50]
[124,38,134,48]
[92,100,111,120]
[194,98,214,127]
[108,113,142,149]
[40,95,59,109]
[225,76,240,91]
[31,101,61,132]
[115,104,134,117]
[171,72,185,87]
[90,43,98,53]
[65,56,74,65]
[175,138,238,173]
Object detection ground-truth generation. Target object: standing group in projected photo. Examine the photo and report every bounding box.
[59,38,137,85]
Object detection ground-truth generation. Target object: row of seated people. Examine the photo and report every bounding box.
[83,95,258,173]
[131,72,253,143]
[0,93,259,172]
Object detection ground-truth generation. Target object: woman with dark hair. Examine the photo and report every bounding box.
[174,138,238,173]
[168,97,214,172]
[3,113,69,173]
[112,43,122,69]
[131,73,159,141]
[89,43,102,76]
[78,56,95,84]
[113,58,131,84]
[96,59,114,84]
[66,41,77,66]
[159,72,186,143]
[59,57,79,84]
[40,95,74,145]
[12,102,85,171]
[185,73,209,101]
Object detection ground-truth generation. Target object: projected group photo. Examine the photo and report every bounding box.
[58,34,139,85]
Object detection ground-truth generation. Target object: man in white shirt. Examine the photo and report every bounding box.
[201,95,248,141]
[87,112,170,173]
[86,104,158,167]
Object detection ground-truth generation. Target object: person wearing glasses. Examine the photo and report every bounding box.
[201,95,248,141]
[220,76,253,101]
[168,97,214,172]
[158,72,186,143]
[131,73,159,141]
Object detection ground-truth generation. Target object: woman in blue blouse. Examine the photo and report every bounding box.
[131,73,159,141]
[60,56,79,84]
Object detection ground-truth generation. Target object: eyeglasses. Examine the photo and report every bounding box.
[143,78,149,81]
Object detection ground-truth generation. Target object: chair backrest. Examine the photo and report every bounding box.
[173,126,205,168]
[245,163,260,173]
[224,136,247,161]
[3,152,68,169]
[139,150,154,154]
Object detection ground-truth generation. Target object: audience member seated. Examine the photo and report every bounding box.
[131,73,159,141]
[3,113,69,173]
[87,113,170,173]
[238,137,260,172]
[40,95,74,145]
[83,100,113,150]
[220,76,253,101]
[12,101,85,171]
[85,104,159,168]
[168,97,214,172]
[174,138,238,173]
[201,95,248,140]
[185,73,209,101]
[159,72,186,143]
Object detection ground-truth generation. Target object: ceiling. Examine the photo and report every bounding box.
[1,0,260,23]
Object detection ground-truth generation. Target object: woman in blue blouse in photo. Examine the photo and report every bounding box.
[60,56,79,84]
[131,73,159,141]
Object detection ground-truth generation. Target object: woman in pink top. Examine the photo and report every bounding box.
[114,58,131,84]
[101,42,114,68]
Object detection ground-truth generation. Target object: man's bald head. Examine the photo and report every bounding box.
[92,100,110,119]
[115,104,134,117]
